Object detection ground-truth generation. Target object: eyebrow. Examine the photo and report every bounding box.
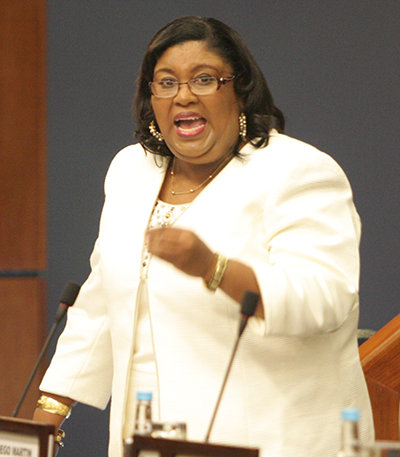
[153,64,221,76]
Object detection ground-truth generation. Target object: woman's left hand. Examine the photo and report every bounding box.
[146,227,263,316]
[146,227,215,279]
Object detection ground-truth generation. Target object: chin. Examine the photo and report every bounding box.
[169,142,215,161]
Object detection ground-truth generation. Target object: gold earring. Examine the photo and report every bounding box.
[239,113,247,141]
[149,120,164,142]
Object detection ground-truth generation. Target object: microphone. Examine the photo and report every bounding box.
[204,290,259,442]
[238,290,259,336]
[12,281,81,417]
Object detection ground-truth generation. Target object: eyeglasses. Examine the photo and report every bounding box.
[149,74,236,98]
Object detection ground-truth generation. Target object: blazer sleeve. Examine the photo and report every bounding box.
[39,144,154,409]
[247,146,361,337]
[39,236,113,409]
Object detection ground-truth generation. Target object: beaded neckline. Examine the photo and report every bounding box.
[148,199,190,229]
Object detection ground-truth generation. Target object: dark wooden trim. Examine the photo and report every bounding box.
[125,435,259,457]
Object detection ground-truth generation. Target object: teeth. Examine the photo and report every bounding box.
[175,117,202,123]
[179,125,203,132]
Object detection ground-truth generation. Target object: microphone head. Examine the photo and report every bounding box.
[241,291,259,317]
[59,282,81,307]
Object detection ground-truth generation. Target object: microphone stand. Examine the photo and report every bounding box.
[12,282,81,417]
[205,333,241,442]
[204,291,259,442]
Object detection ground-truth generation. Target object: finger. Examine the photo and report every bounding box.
[146,228,178,257]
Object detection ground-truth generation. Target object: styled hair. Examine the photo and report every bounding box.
[134,16,285,157]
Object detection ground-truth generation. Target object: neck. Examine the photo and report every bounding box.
[173,153,233,182]
[157,153,234,204]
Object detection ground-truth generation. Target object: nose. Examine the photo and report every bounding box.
[174,82,197,105]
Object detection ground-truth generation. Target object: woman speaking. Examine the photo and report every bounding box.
[33,16,373,457]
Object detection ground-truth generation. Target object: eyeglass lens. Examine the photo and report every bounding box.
[151,77,219,97]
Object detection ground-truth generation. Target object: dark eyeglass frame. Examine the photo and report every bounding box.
[148,74,236,98]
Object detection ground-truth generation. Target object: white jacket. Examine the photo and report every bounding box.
[41,131,373,457]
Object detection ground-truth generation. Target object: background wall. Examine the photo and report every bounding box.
[0,0,47,419]
[46,1,399,456]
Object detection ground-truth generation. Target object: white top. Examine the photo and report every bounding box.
[123,199,190,438]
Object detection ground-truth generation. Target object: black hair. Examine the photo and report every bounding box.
[134,16,285,157]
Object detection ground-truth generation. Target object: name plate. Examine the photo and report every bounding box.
[0,417,54,457]
[0,431,39,457]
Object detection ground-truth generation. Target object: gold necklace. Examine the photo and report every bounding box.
[170,155,233,196]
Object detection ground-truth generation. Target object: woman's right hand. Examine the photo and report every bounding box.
[33,393,75,455]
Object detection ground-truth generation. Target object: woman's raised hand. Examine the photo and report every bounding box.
[145,227,216,280]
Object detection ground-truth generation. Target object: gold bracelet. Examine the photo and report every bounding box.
[36,395,72,418]
[204,253,228,292]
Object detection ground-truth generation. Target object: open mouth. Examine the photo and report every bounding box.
[174,116,207,137]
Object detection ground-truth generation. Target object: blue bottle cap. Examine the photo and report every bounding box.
[341,408,360,421]
[137,391,152,401]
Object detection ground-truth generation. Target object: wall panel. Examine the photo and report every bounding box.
[0,0,47,421]
[0,278,46,418]
[0,0,46,270]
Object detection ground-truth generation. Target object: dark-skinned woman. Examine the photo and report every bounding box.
[34,16,373,457]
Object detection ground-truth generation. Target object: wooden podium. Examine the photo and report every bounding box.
[359,312,400,440]
[124,435,259,457]
[0,416,55,457]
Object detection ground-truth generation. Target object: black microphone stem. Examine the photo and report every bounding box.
[205,334,241,442]
[12,319,62,417]
[204,291,259,443]
[11,281,80,417]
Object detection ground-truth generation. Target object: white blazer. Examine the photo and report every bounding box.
[41,131,373,457]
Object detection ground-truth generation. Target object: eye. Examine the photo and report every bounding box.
[192,75,216,86]
[158,78,177,88]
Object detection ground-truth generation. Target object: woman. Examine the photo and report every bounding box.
[34,16,373,457]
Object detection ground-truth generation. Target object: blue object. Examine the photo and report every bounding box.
[137,391,152,401]
[341,408,360,421]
